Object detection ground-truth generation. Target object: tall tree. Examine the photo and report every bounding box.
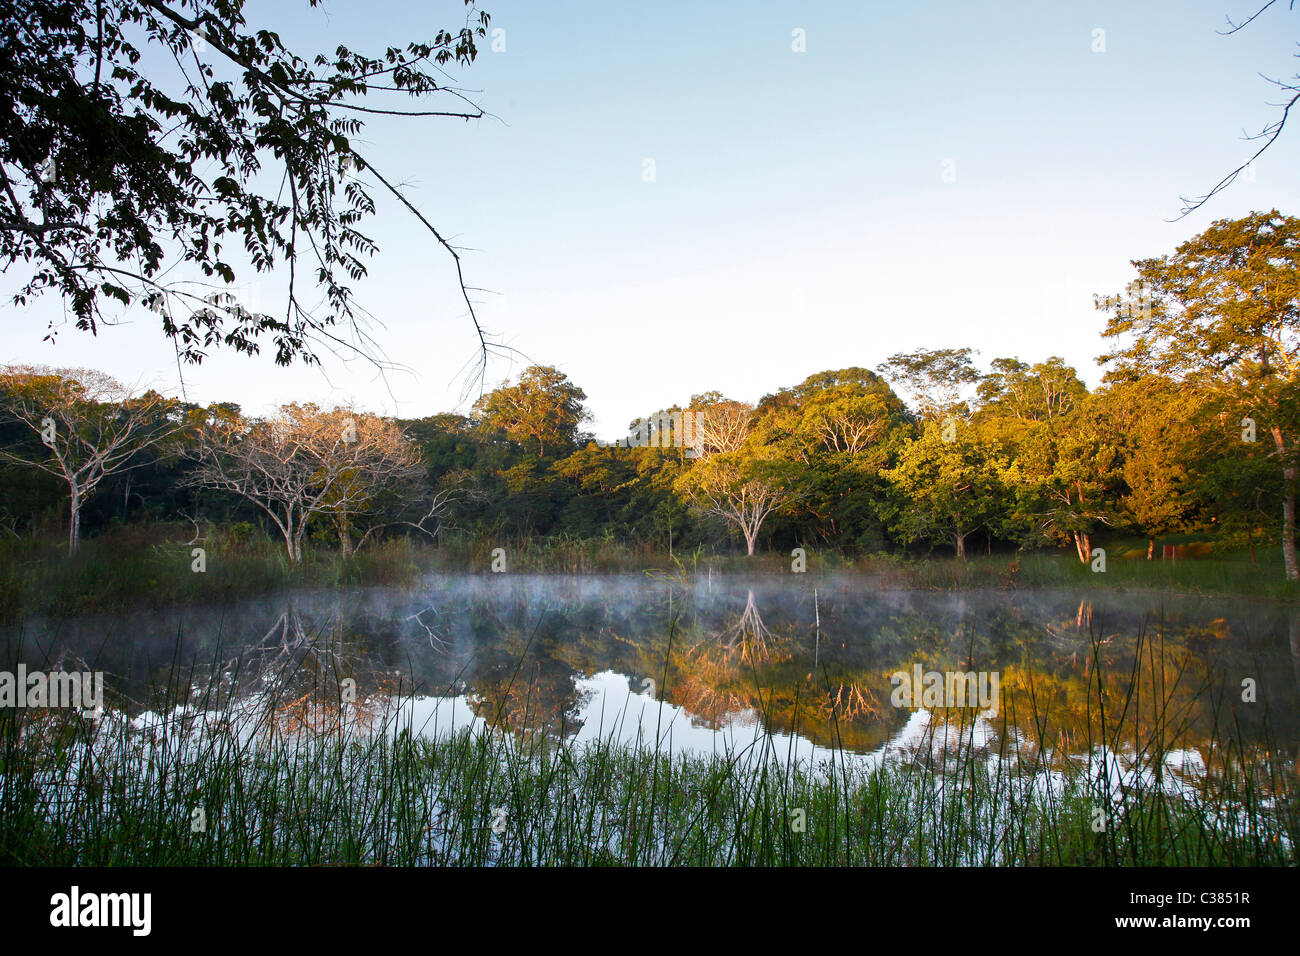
[877,348,980,421]
[756,368,907,462]
[976,356,1085,424]
[1102,376,1218,556]
[1000,390,1123,563]
[0,365,181,554]
[676,449,794,557]
[686,393,755,458]
[474,366,589,459]
[882,418,1008,559]
[751,369,909,550]
[1,0,495,373]
[973,358,1121,561]
[1097,210,1300,579]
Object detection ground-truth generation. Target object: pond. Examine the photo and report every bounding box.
[7,573,1299,781]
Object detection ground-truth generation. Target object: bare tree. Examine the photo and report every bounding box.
[0,365,181,554]
[679,452,793,557]
[353,477,482,553]
[686,395,755,458]
[185,403,421,561]
[800,390,895,457]
[877,348,980,421]
[722,589,779,662]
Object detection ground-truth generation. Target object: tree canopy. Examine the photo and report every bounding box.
[1,0,493,371]
[1097,209,1300,579]
[1,211,1296,577]
[473,365,590,459]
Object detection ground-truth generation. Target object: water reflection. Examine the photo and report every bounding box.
[5,575,1298,779]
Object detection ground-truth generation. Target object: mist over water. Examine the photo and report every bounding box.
[6,574,1299,773]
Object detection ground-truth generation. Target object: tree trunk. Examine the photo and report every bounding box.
[281,516,298,562]
[67,485,81,556]
[1283,465,1298,580]
[1072,531,1086,564]
[1147,538,1154,561]
[339,518,353,560]
[955,530,967,560]
[1273,427,1298,580]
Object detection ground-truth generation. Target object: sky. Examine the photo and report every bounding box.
[4,0,1300,439]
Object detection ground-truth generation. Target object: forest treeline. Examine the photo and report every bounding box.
[1,211,1297,578]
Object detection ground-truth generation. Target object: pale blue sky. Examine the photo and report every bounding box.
[4,0,1299,437]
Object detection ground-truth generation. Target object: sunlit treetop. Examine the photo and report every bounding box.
[1097,210,1300,390]
[876,349,980,421]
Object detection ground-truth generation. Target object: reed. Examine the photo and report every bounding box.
[0,622,1294,866]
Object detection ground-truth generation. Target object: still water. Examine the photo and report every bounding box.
[7,574,1299,780]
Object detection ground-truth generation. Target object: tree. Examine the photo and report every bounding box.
[1102,376,1218,555]
[0,365,181,554]
[976,356,1085,424]
[473,366,589,458]
[750,369,910,551]
[756,369,907,462]
[676,449,794,557]
[1097,210,1300,579]
[686,393,755,458]
[997,390,1124,562]
[877,348,980,421]
[882,418,1008,559]
[969,357,1121,561]
[1,0,496,373]
[185,403,420,560]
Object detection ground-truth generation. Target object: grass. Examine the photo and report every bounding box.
[1,624,1295,866]
[841,549,1300,600]
[0,524,427,623]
